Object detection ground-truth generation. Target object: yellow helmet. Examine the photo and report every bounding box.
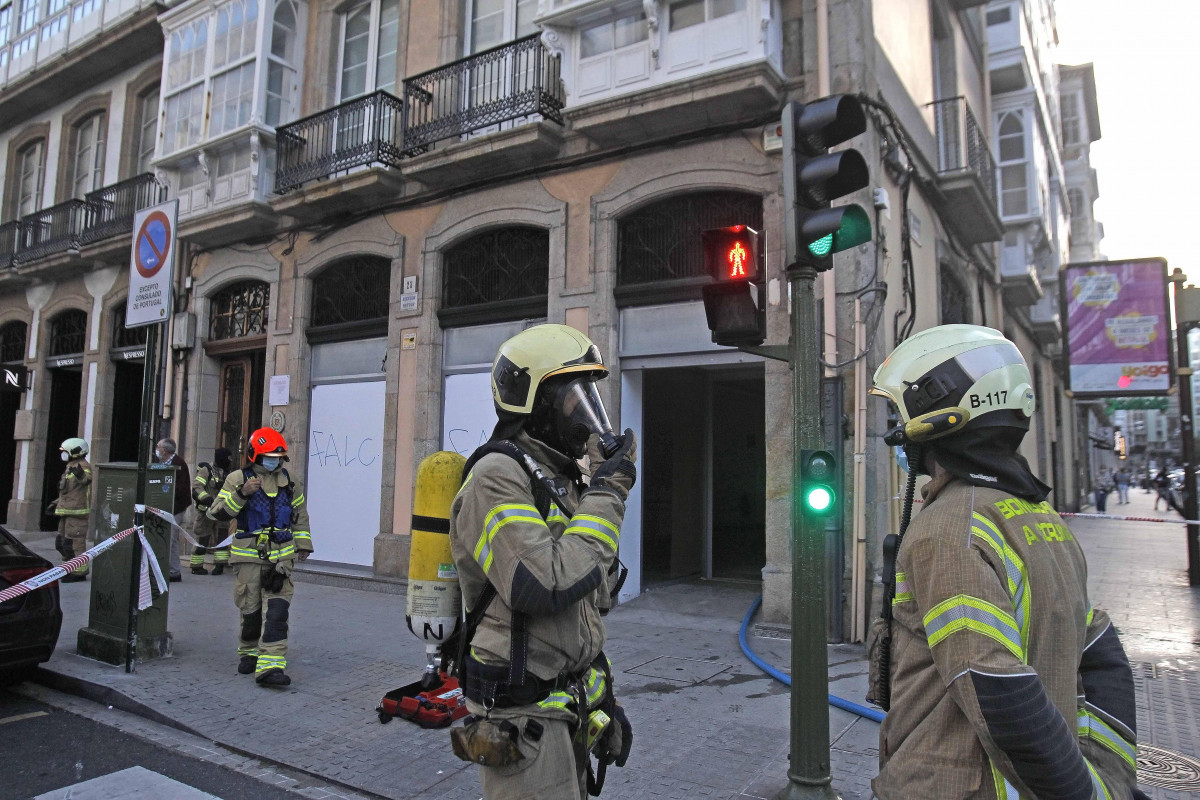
[491,324,608,415]
[870,325,1036,444]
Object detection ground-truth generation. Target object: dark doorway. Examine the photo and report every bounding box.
[0,391,19,524]
[109,361,144,462]
[216,352,264,455]
[640,364,765,585]
[40,368,83,530]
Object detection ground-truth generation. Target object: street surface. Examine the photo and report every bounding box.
[0,483,1195,799]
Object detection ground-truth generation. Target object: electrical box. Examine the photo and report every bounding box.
[171,312,196,350]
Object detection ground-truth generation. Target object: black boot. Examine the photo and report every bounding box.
[238,655,257,674]
[211,563,225,576]
[256,668,291,687]
[191,565,209,575]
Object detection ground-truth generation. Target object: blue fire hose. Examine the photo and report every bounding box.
[739,595,885,724]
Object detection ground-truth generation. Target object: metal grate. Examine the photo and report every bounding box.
[48,309,87,356]
[939,262,972,325]
[82,173,164,244]
[617,192,763,286]
[310,256,390,327]
[442,227,548,309]
[16,199,88,263]
[210,281,270,341]
[0,321,27,363]
[111,305,148,349]
[403,33,564,152]
[0,221,18,270]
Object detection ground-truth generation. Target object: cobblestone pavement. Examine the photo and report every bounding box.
[13,482,1200,799]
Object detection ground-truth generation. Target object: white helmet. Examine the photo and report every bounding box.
[870,325,1036,445]
[60,437,89,459]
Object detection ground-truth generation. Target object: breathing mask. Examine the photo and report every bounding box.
[552,377,617,459]
[60,451,69,462]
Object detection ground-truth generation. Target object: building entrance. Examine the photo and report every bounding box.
[40,368,83,530]
[109,360,144,462]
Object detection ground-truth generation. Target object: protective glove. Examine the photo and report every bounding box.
[69,466,86,481]
[262,560,293,593]
[586,429,637,501]
[45,500,58,515]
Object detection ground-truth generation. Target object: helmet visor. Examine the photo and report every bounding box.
[554,378,615,457]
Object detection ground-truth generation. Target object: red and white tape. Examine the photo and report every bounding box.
[0,526,138,604]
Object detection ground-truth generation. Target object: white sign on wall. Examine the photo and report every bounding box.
[442,372,498,457]
[306,380,386,566]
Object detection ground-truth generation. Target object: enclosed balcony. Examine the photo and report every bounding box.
[1000,233,1043,307]
[1028,287,1062,345]
[928,96,1004,244]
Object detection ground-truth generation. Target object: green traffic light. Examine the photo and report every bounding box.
[808,234,833,258]
[805,485,834,513]
[805,205,872,258]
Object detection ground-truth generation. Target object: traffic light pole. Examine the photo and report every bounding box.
[1170,270,1200,585]
[775,261,840,800]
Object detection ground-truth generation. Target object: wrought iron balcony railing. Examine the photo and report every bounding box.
[16,199,88,263]
[82,172,163,244]
[0,221,19,270]
[275,90,408,193]
[402,33,564,152]
[930,96,998,206]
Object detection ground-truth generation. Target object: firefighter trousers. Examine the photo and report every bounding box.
[476,714,586,800]
[191,518,230,569]
[233,562,294,674]
[57,516,90,575]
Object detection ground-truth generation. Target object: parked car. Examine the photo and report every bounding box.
[0,525,62,683]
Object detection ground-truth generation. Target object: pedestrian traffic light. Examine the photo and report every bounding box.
[782,96,872,271]
[800,449,838,517]
[700,224,765,347]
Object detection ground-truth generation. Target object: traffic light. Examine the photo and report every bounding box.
[700,224,765,347]
[782,96,872,270]
[800,449,838,517]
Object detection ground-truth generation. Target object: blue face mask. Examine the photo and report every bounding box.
[894,446,910,474]
[260,456,281,471]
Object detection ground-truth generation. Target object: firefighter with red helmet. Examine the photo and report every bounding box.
[207,428,312,687]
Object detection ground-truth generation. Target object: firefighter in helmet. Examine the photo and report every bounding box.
[207,428,312,687]
[190,447,234,574]
[53,437,92,582]
[869,325,1139,799]
[449,324,634,799]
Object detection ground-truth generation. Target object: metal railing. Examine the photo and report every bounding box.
[82,172,163,244]
[929,96,997,206]
[402,33,564,152]
[17,199,88,263]
[275,90,408,193]
[0,221,19,270]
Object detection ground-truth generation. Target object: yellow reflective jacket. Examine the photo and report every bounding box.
[207,464,312,564]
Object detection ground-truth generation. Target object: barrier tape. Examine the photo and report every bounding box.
[137,528,169,610]
[147,507,235,551]
[0,526,138,604]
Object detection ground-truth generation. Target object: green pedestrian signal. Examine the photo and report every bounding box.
[800,449,838,517]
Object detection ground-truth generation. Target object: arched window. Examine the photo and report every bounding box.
[616,191,763,305]
[111,305,148,350]
[309,256,390,339]
[440,227,549,327]
[210,280,270,340]
[48,309,87,356]
[0,321,27,363]
[337,0,398,100]
[996,111,1028,217]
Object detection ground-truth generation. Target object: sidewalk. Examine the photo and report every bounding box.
[12,484,1200,799]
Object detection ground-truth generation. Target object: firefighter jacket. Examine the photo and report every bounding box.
[874,473,1138,800]
[448,431,624,706]
[207,465,312,565]
[55,458,92,516]
[192,463,227,513]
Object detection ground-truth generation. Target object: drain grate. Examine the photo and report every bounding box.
[1138,744,1200,790]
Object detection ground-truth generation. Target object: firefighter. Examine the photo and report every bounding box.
[449,324,634,800]
[869,325,1139,799]
[53,437,92,583]
[190,447,234,575]
[207,428,312,687]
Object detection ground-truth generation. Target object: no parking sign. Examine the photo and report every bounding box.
[125,199,179,328]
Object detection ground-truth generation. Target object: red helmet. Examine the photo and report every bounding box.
[247,428,288,462]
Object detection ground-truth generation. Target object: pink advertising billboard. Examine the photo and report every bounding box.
[1061,258,1172,397]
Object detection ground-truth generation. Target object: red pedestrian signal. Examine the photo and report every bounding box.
[702,225,760,283]
[701,225,765,347]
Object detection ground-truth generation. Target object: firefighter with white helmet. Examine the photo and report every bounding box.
[53,437,92,582]
[868,325,1140,799]
[207,428,312,687]
[448,324,634,799]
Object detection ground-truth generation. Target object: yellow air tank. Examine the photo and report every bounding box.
[405,451,467,684]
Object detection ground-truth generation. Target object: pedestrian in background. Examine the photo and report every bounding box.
[1154,470,1171,511]
[190,448,233,575]
[1115,467,1130,505]
[1094,469,1112,513]
[53,438,92,583]
[156,438,192,582]
[868,325,1138,799]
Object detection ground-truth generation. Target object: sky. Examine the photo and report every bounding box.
[1053,0,1200,283]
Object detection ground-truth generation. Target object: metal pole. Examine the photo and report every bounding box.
[775,263,840,800]
[126,322,160,672]
[1173,321,1200,586]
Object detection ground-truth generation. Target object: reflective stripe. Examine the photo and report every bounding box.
[55,508,89,516]
[1086,759,1112,800]
[291,493,304,507]
[546,509,568,528]
[237,646,258,656]
[255,655,287,672]
[923,594,1024,660]
[230,545,259,558]
[564,515,619,551]
[971,512,1031,658]
[1078,709,1137,769]
[292,532,311,542]
[219,488,245,512]
[991,764,1023,799]
[1086,605,1094,626]
[538,691,574,712]
[585,667,606,708]
[894,571,913,604]
[474,504,547,574]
